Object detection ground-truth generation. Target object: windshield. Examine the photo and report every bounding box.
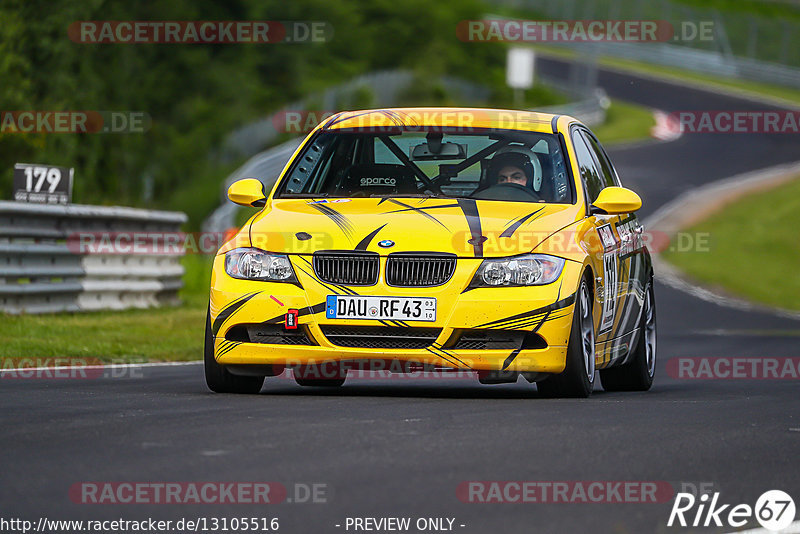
[276,128,573,203]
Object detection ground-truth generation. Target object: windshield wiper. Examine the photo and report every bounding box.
[369,193,445,198]
[279,193,330,198]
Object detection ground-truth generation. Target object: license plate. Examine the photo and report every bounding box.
[325,295,436,321]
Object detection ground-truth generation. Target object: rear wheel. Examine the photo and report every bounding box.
[599,280,656,392]
[537,278,595,398]
[204,309,264,394]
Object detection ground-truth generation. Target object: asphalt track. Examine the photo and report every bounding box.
[2,60,799,533]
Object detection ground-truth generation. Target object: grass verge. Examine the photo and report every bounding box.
[592,99,656,145]
[661,175,800,311]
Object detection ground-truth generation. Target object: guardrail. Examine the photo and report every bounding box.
[0,201,187,314]
[538,73,609,126]
[543,41,800,90]
[487,0,800,89]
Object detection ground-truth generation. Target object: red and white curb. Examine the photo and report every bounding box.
[651,110,683,141]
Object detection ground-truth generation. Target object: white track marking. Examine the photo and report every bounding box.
[644,161,800,321]
[0,360,201,374]
[723,520,800,533]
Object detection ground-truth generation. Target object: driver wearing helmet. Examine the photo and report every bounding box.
[495,158,530,187]
[486,145,542,191]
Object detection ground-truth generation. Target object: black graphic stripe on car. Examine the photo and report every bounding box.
[297,257,360,296]
[475,293,577,329]
[456,198,484,258]
[500,208,546,238]
[424,346,462,369]
[262,301,328,325]
[211,292,260,336]
[430,342,469,368]
[214,340,234,357]
[490,308,573,332]
[355,224,388,250]
[501,349,522,371]
[215,340,242,361]
[383,199,451,230]
[308,202,354,239]
[325,109,405,129]
[297,266,349,297]
[386,203,460,213]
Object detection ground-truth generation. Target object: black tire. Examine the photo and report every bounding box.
[204,309,264,394]
[293,363,346,387]
[537,277,595,398]
[599,280,656,392]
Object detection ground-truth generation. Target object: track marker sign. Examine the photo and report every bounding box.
[13,163,73,204]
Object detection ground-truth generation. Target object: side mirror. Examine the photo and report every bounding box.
[227,178,267,207]
[590,186,642,215]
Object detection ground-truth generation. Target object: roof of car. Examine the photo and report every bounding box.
[320,107,577,134]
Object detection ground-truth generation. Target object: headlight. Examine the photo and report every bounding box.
[224,248,298,283]
[469,254,565,287]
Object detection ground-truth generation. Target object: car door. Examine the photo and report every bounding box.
[581,129,648,362]
[569,126,622,359]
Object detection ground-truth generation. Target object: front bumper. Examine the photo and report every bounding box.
[209,254,582,373]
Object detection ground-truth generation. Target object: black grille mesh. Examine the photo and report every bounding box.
[450,330,525,350]
[320,326,440,349]
[313,252,379,286]
[242,325,314,345]
[386,254,456,287]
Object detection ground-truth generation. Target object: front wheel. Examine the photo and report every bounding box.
[204,309,264,394]
[537,278,595,398]
[599,280,656,392]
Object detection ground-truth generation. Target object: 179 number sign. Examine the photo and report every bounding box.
[13,163,73,204]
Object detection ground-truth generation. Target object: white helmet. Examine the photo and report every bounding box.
[491,144,543,191]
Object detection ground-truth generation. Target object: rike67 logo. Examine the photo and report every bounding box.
[668,490,795,531]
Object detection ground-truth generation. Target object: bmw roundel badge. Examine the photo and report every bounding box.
[378,240,395,248]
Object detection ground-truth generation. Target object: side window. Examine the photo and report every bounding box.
[314,136,360,193]
[582,131,619,187]
[571,130,603,202]
[283,136,332,194]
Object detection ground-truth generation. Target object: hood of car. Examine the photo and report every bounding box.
[247,197,581,258]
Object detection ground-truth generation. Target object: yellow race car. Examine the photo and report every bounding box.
[206,108,655,397]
